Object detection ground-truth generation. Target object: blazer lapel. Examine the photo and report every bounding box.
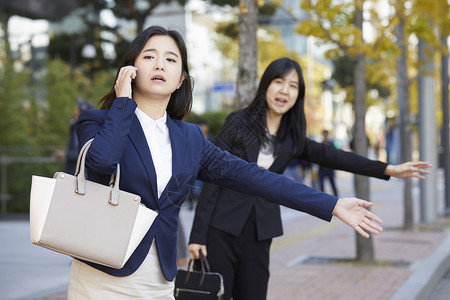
[245,137,260,163]
[269,136,294,173]
[157,116,187,206]
[166,116,186,180]
[128,115,159,201]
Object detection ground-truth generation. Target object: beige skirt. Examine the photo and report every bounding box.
[68,241,174,299]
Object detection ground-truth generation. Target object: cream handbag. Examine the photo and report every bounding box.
[30,138,157,269]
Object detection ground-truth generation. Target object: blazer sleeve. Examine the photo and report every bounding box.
[189,113,241,245]
[194,122,339,232]
[76,97,137,175]
[299,138,390,180]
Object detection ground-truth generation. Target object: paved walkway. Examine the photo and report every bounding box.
[1,171,449,300]
[0,216,72,300]
[266,172,450,300]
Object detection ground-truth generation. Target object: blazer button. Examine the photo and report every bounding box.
[118,104,124,109]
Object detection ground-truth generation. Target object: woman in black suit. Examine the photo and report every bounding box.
[188,57,431,300]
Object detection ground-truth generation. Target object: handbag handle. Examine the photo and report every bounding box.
[184,252,210,286]
[74,138,121,206]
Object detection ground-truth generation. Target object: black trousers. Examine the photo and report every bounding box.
[206,214,272,300]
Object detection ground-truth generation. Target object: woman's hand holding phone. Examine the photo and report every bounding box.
[115,66,137,99]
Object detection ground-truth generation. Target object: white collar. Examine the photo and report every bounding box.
[135,108,167,133]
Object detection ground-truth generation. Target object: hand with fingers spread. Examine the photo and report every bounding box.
[332,198,383,238]
[384,161,432,179]
[114,66,138,99]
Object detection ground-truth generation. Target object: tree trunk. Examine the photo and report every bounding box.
[236,0,258,108]
[418,39,438,223]
[136,15,145,34]
[395,15,414,230]
[441,34,450,215]
[353,1,374,262]
[0,14,11,59]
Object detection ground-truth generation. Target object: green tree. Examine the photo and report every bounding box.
[36,59,115,146]
[39,60,79,146]
[0,31,36,213]
[47,1,120,76]
[0,44,29,146]
[84,69,118,105]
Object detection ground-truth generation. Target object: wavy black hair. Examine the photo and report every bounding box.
[99,26,193,121]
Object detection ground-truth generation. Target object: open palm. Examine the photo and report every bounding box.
[332,198,383,238]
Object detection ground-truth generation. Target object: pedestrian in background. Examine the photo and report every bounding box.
[197,119,215,143]
[188,57,431,300]
[283,158,303,183]
[71,27,384,299]
[319,129,338,196]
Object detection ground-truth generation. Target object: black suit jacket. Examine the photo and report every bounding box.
[189,110,389,244]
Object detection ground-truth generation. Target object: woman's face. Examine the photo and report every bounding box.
[133,35,185,101]
[265,68,299,117]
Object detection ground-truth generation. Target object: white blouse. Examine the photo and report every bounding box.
[256,136,275,170]
[135,108,172,198]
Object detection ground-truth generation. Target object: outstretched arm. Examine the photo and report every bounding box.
[384,161,432,179]
[332,198,383,238]
[189,197,383,259]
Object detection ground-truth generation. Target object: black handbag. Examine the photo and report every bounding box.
[174,253,224,299]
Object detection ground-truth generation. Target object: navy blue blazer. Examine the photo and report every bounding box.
[76,97,338,281]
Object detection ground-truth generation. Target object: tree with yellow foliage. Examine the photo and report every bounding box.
[297,0,449,261]
[298,0,378,262]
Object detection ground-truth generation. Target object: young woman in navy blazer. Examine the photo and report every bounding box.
[188,58,432,300]
[70,26,387,299]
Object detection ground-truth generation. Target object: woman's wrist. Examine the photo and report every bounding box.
[384,164,393,176]
[332,198,341,216]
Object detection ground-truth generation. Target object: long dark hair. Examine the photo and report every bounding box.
[99,26,193,121]
[244,57,306,156]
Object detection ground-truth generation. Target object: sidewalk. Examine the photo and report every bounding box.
[267,172,450,300]
[1,171,449,300]
[0,216,72,300]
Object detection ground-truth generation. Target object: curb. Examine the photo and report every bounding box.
[390,229,450,300]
